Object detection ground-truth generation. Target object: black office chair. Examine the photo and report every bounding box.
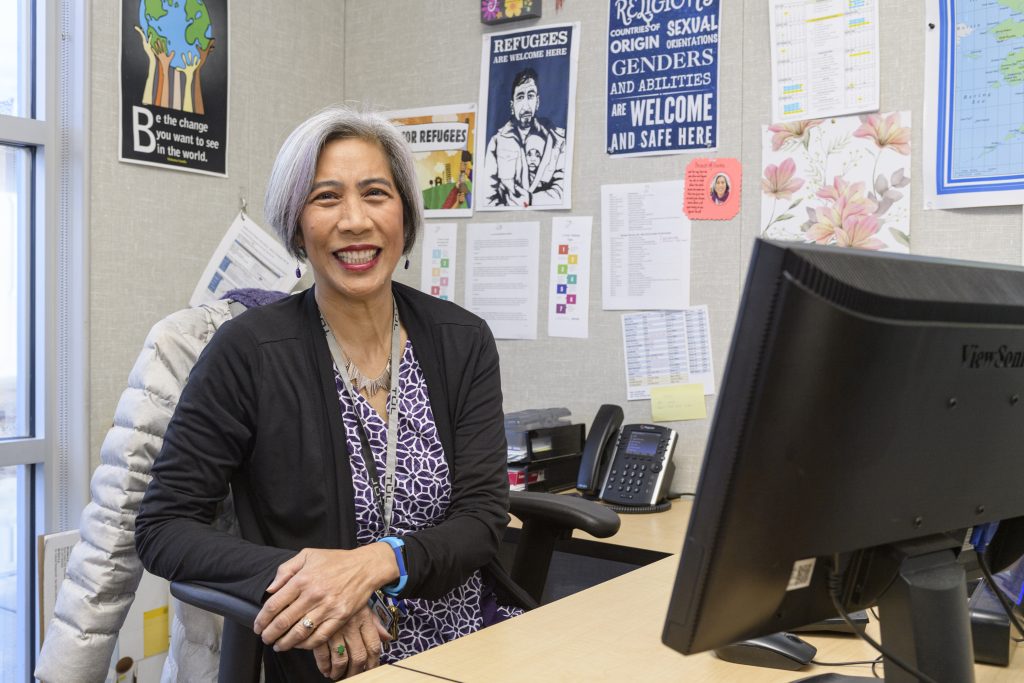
[172,490,619,683]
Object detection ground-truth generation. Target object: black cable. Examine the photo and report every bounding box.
[827,555,940,683]
[977,553,1024,640]
[811,657,882,666]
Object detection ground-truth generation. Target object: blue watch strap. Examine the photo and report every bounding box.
[380,536,407,596]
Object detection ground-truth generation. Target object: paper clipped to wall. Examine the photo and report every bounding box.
[190,211,302,307]
[622,307,715,401]
[768,0,879,123]
[685,157,741,220]
[651,384,707,422]
[548,216,592,338]
[420,222,458,301]
[601,180,691,310]
[464,222,540,339]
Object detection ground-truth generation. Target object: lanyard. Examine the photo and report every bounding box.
[321,298,402,534]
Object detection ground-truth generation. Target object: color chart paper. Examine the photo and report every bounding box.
[547,216,592,338]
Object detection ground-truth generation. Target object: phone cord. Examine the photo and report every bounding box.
[605,500,672,515]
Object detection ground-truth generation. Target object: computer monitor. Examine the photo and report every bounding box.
[662,239,1024,682]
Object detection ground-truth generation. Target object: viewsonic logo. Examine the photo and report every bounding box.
[961,344,1024,369]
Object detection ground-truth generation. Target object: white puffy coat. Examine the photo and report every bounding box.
[35,300,241,683]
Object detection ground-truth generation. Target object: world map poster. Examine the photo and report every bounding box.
[925,0,1024,208]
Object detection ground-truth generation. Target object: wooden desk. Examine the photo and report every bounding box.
[393,556,1024,682]
[384,500,1024,682]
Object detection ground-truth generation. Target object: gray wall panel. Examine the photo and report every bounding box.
[87,1,1024,494]
[88,1,346,468]
[346,1,745,493]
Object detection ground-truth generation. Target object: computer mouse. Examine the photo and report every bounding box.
[713,631,817,671]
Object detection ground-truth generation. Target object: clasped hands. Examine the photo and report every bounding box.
[253,543,399,680]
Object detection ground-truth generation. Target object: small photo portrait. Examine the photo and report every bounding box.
[710,172,731,205]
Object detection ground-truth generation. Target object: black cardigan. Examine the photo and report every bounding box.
[136,283,511,610]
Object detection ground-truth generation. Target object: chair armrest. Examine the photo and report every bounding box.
[170,581,261,627]
[509,490,620,538]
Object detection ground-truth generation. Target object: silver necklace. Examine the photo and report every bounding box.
[318,304,394,397]
[340,351,391,396]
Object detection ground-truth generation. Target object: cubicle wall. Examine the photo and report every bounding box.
[345,1,1024,494]
[87,2,347,468]
[88,2,1024,495]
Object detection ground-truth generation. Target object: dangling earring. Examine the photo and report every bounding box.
[404,257,410,270]
[295,261,302,279]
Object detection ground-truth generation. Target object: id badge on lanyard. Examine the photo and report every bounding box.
[321,297,402,534]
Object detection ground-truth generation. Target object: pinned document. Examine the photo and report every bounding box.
[651,384,706,422]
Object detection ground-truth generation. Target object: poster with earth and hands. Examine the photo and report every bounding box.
[120,0,228,176]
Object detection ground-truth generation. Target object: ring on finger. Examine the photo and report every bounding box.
[301,617,315,630]
[335,643,346,657]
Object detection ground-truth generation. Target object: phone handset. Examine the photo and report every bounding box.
[577,404,624,497]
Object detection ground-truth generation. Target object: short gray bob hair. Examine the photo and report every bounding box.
[264,106,423,259]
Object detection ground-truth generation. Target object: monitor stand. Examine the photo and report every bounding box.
[790,610,870,635]
[793,544,975,683]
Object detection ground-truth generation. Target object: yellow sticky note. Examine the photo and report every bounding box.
[651,384,706,422]
[143,605,169,658]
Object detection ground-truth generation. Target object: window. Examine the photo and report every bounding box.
[1,145,30,441]
[0,0,31,119]
[0,0,87,678]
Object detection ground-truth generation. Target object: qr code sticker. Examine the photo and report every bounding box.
[786,558,816,591]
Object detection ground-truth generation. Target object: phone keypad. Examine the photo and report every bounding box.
[606,456,661,502]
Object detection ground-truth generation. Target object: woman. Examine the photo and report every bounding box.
[136,107,518,681]
[710,172,730,204]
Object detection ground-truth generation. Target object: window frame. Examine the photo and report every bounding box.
[0,0,89,675]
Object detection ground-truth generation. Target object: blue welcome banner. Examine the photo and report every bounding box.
[606,0,720,157]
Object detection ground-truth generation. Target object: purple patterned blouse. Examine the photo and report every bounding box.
[334,339,520,661]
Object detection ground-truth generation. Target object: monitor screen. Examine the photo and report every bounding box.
[662,239,1024,678]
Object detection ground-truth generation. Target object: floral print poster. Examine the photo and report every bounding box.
[760,111,911,252]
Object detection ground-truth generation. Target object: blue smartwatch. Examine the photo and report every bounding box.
[379,536,408,596]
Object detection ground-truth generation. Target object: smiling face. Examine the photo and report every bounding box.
[714,175,728,197]
[297,137,405,307]
[511,78,539,130]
